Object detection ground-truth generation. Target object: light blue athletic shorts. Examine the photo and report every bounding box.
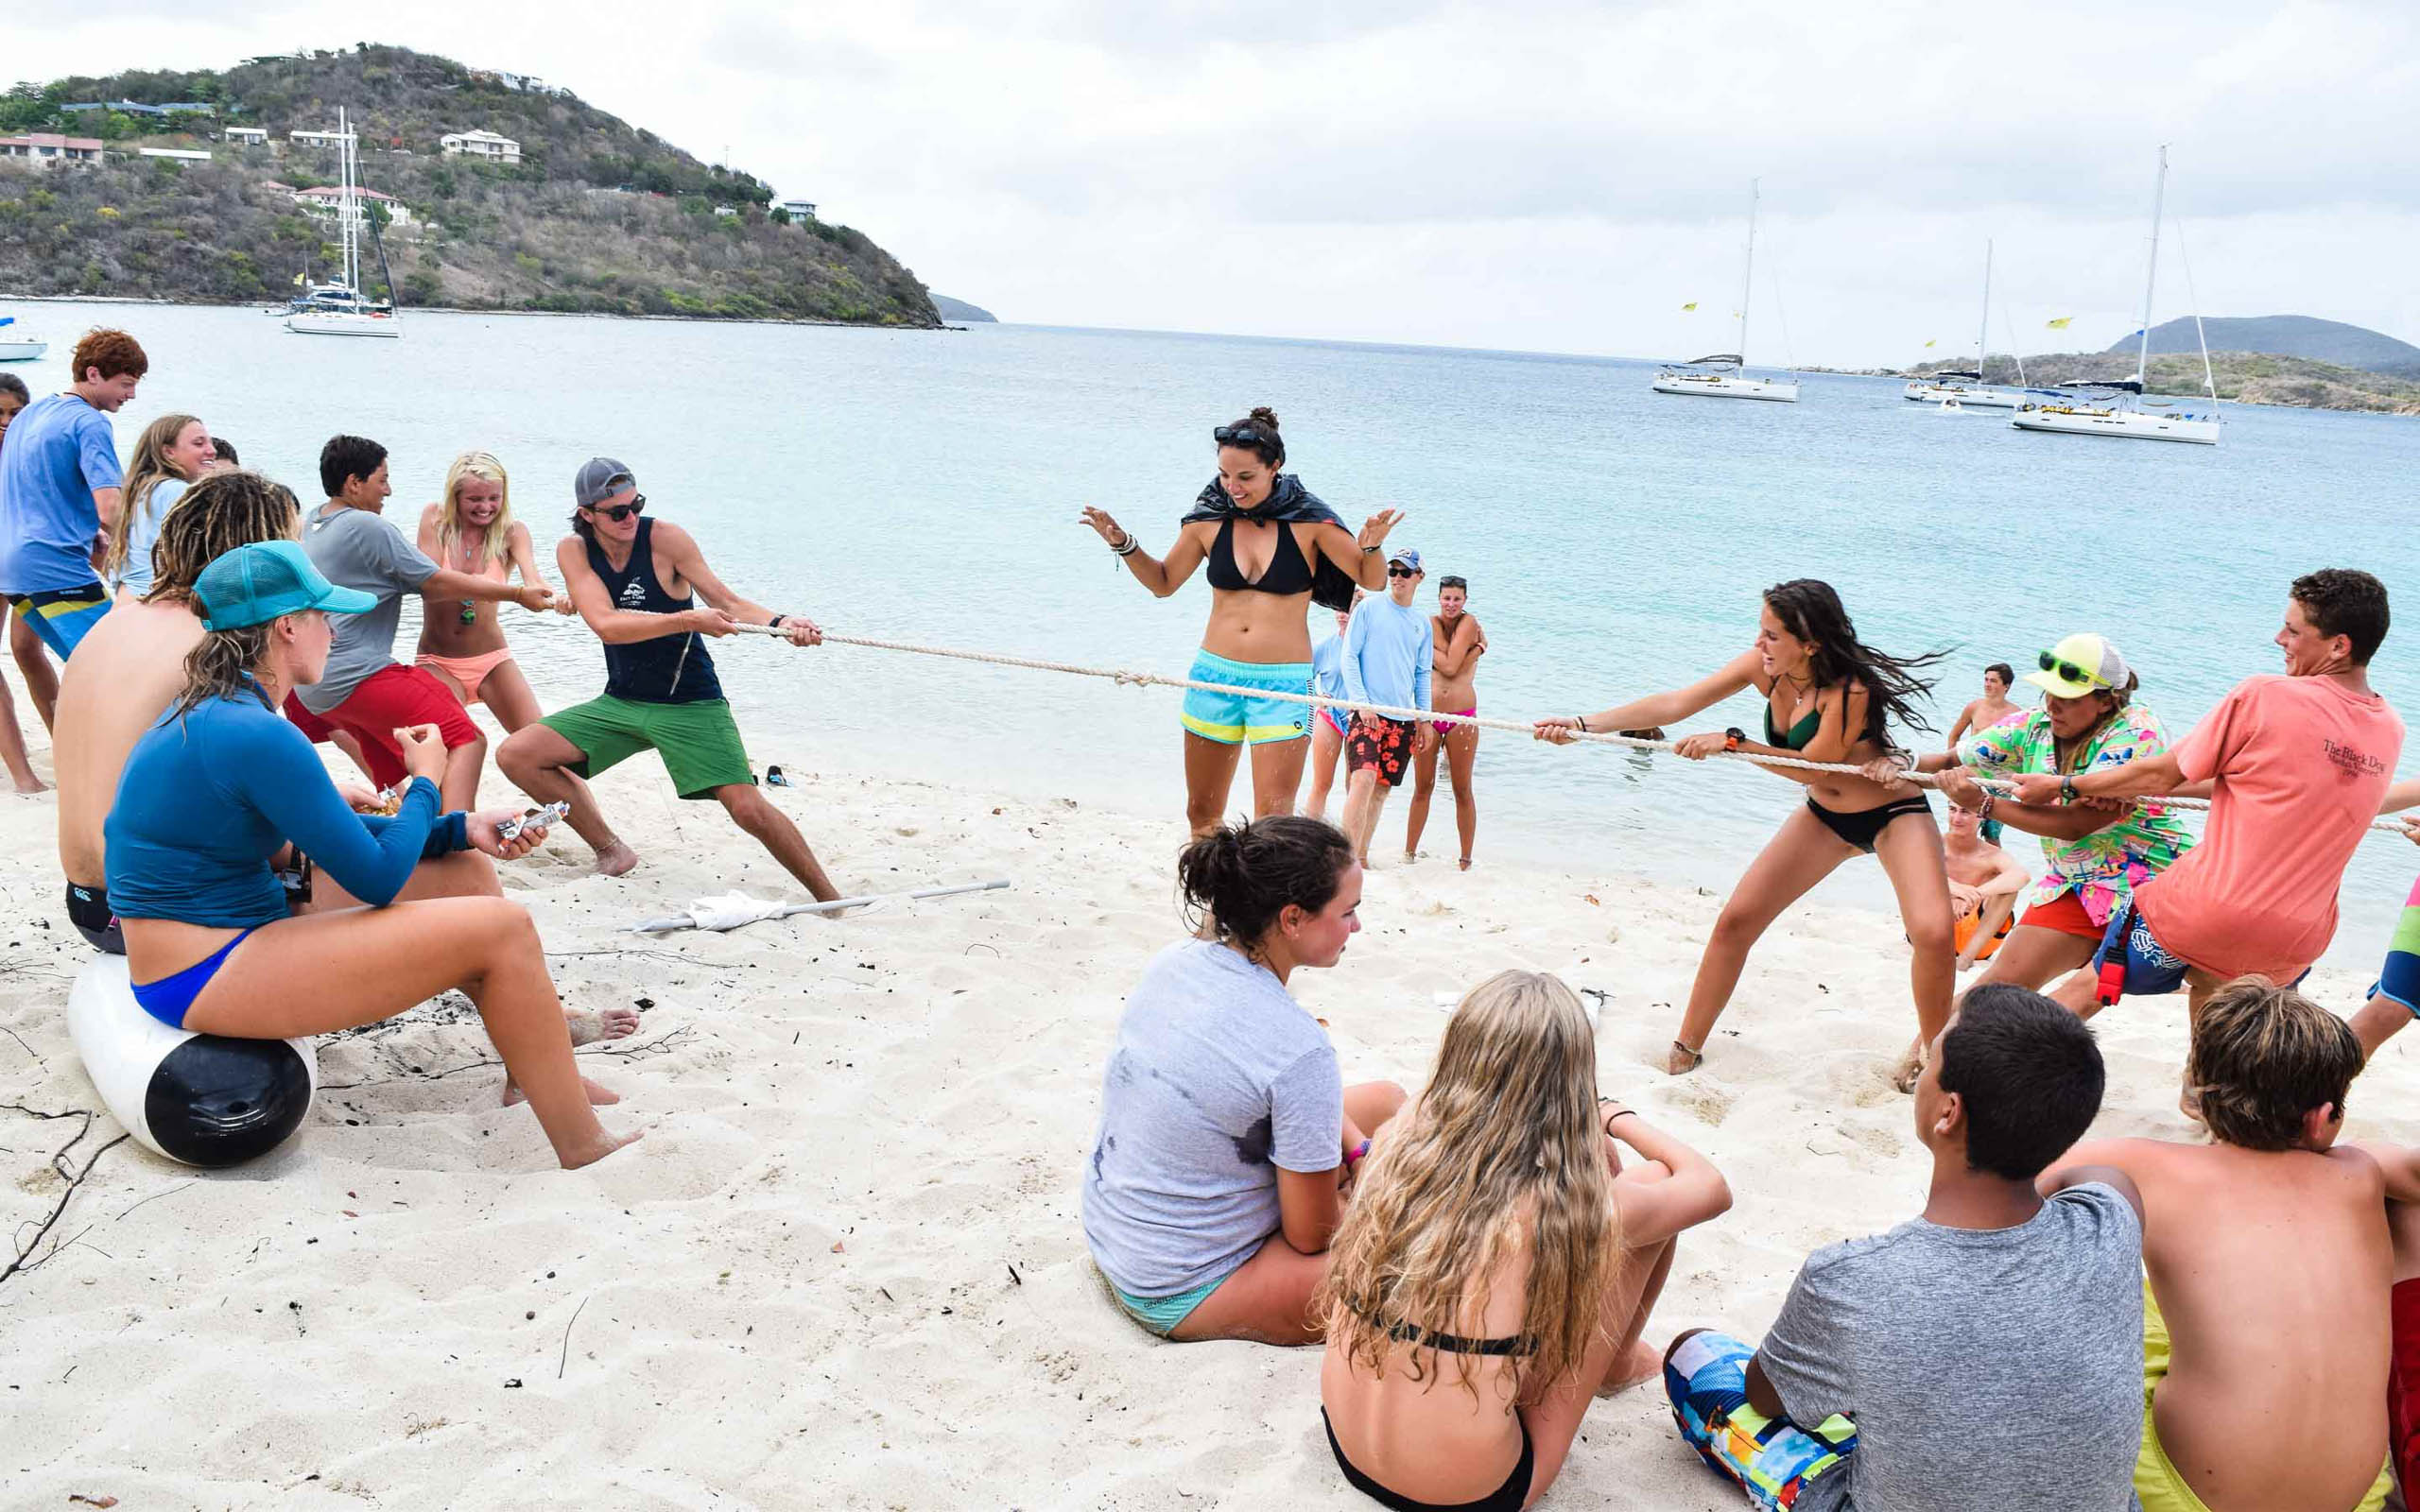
[1180,648,1313,746]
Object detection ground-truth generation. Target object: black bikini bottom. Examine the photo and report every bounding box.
[1322,1407,1533,1512]
[1806,792,1934,854]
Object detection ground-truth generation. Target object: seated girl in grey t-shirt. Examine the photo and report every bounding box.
[1081,816,1405,1346]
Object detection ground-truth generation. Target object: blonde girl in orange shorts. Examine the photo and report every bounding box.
[415,451,568,733]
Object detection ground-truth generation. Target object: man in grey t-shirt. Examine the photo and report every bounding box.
[1663,985,2145,1512]
[292,435,546,808]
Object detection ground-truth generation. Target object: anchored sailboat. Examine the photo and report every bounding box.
[285,109,401,339]
[1654,180,1800,403]
[1905,241,2029,408]
[2012,147,2220,445]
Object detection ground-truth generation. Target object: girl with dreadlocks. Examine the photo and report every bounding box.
[1536,580,1951,1087]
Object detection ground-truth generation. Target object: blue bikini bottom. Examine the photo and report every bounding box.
[130,928,257,1030]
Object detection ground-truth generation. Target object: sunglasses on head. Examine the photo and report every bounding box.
[2038,649,2106,689]
[587,492,646,523]
[1213,424,1269,448]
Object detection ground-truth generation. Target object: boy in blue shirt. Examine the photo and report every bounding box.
[1340,548,1431,864]
[0,328,147,658]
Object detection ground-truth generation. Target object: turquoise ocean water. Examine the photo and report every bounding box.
[11,302,2417,963]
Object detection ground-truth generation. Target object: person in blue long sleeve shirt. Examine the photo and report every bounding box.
[1340,549,1433,864]
[106,541,639,1170]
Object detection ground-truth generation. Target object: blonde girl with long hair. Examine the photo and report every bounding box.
[106,412,215,600]
[1317,971,1733,1510]
[414,450,565,731]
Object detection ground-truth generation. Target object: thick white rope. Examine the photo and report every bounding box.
[702,621,2412,838]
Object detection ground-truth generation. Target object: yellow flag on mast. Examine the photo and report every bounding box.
[2046,316,2074,330]
[1681,301,1697,312]
[1924,339,1937,348]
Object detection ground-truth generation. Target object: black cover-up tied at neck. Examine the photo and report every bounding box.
[1180,473,1359,612]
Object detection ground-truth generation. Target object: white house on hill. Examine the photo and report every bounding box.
[224,127,268,146]
[440,129,521,165]
[288,128,350,149]
[777,198,818,220]
[292,184,413,226]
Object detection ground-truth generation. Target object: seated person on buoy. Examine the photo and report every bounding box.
[104,541,641,1170]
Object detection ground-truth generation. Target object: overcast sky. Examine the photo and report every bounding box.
[17,1,2419,366]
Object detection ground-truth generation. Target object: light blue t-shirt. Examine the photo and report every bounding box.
[1342,593,1432,716]
[114,476,184,596]
[1081,939,1344,1297]
[0,392,122,593]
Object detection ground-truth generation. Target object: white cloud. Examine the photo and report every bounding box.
[9,1,2416,365]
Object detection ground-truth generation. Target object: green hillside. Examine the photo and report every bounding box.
[2104,316,2420,377]
[0,44,938,325]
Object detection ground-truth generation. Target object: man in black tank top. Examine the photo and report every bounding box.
[496,458,843,901]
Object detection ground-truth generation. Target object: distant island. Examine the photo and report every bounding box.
[1887,314,2420,415]
[931,294,996,323]
[0,44,938,326]
[2105,315,2420,377]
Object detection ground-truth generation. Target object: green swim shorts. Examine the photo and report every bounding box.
[540,694,753,799]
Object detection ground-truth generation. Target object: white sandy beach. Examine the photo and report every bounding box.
[5,672,2417,1512]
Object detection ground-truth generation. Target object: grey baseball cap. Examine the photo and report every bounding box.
[573,456,635,507]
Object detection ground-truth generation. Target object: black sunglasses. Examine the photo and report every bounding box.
[1213,424,1270,448]
[1386,564,1417,578]
[2037,649,2105,688]
[588,492,646,523]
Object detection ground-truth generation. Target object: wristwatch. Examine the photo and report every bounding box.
[1724,727,1746,752]
[2059,776,2079,806]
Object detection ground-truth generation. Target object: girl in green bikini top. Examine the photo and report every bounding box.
[1533,578,1955,1092]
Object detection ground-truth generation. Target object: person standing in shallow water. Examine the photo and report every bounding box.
[1537,579,1954,1088]
[1080,407,1399,835]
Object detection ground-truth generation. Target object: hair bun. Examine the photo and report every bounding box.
[1249,406,1280,430]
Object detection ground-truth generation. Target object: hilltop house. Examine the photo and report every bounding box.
[440,129,521,164]
[224,127,268,146]
[0,134,105,169]
[292,184,413,226]
[288,128,351,149]
[777,198,818,221]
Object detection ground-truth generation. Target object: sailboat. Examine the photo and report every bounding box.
[1904,241,2029,408]
[2012,147,2220,445]
[285,109,401,339]
[0,316,44,362]
[1653,180,1800,403]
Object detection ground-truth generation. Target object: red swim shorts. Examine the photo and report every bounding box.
[313,663,481,788]
[1346,714,1416,788]
[2018,890,2106,941]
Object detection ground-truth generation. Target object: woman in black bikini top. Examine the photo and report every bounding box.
[1080,407,1399,837]
[1315,971,1734,1512]
[1533,579,1956,1091]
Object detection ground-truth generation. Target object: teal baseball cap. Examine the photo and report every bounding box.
[193,541,377,630]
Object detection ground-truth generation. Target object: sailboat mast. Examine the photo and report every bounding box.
[1738,179,1757,365]
[2135,146,2167,389]
[1978,239,1993,380]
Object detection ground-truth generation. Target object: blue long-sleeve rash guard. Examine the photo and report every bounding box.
[105,688,469,927]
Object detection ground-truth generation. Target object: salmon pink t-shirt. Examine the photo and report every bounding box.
[2135,674,2402,982]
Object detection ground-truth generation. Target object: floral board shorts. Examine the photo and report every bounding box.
[1666,1331,1858,1510]
[1346,714,1416,787]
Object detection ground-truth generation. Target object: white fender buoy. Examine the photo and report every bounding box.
[68,954,316,1167]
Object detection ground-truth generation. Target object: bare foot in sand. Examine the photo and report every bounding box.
[505,1074,622,1108]
[567,1005,641,1046]
[1891,1040,1927,1094]
[1665,1040,1704,1076]
[1599,1338,1664,1397]
[594,839,638,877]
[1458,856,1472,871]
[559,1125,644,1170]
[11,774,45,796]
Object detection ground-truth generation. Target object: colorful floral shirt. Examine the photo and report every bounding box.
[1959,706,2196,927]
